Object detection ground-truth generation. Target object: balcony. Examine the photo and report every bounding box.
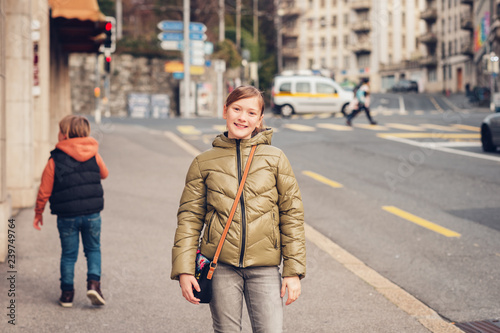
[282,46,299,58]
[419,55,438,67]
[352,21,371,33]
[379,59,421,72]
[418,32,438,45]
[351,0,371,11]
[460,42,473,56]
[281,7,301,17]
[283,25,299,38]
[420,7,437,23]
[351,41,372,54]
[460,15,473,30]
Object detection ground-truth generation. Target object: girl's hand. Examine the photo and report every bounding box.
[179,273,201,305]
[33,215,43,230]
[281,276,301,305]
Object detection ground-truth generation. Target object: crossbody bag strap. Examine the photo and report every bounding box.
[207,145,257,279]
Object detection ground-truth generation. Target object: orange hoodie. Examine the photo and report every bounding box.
[34,137,108,218]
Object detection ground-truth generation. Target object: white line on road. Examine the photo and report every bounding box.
[381,135,500,162]
[399,95,407,115]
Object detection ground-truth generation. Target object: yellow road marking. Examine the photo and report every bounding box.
[302,171,343,188]
[355,124,389,131]
[316,123,353,131]
[283,124,316,132]
[377,133,480,139]
[318,113,332,119]
[451,124,480,132]
[430,96,444,112]
[213,125,226,132]
[385,123,426,131]
[420,124,459,132]
[382,206,461,238]
[301,114,316,120]
[177,125,201,135]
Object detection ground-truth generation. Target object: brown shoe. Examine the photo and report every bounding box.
[59,290,74,308]
[86,280,106,306]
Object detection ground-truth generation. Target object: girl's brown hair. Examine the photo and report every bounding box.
[225,86,266,136]
[59,115,90,138]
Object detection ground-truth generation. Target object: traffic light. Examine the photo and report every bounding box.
[104,55,111,73]
[104,22,112,48]
[100,16,116,53]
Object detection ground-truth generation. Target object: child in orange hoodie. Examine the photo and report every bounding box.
[33,115,109,308]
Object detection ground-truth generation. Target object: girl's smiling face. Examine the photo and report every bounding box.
[223,96,263,140]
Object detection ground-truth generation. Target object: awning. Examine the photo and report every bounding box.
[49,0,106,22]
[49,0,108,53]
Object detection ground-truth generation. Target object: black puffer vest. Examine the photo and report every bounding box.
[49,149,104,217]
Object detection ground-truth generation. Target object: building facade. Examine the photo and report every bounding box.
[279,0,486,93]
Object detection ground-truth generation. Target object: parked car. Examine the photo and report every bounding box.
[271,75,354,117]
[391,80,419,93]
[481,113,500,152]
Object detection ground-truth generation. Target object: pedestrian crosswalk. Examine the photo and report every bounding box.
[175,122,480,136]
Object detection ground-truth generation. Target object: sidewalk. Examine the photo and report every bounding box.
[1,122,462,332]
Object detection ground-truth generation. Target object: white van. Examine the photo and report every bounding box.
[271,75,354,117]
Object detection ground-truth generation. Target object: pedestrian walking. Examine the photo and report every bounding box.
[171,85,306,333]
[33,115,109,308]
[346,78,377,126]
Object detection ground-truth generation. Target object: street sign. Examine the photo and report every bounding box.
[160,40,206,51]
[204,42,214,55]
[158,32,183,42]
[191,57,205,66]
[189,32,206,41]
[157,20,207,33]
[164,62,205,75]
[158,32,206,42]
[160,41,182,51]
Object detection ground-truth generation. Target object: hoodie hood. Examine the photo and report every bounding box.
[55,137,99,162]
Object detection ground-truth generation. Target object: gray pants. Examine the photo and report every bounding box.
[210,263,283,333]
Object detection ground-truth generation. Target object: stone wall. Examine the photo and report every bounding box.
[69,54,236,118]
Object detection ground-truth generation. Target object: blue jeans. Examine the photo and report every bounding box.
[57,213,102,291]
[210,263,283,333]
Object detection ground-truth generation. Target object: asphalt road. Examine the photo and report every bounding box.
[104,93,500,324]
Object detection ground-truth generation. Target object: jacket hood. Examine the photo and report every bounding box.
[55,137,99,162]
[212,128,273,148]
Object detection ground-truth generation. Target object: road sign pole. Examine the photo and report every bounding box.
[183,0,191,118]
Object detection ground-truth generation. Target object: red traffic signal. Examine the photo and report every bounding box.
[104,56,111,73]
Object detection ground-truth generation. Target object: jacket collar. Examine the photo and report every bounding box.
[212,128,273,148]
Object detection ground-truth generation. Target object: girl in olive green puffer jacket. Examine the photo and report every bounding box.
[171,86,306,332]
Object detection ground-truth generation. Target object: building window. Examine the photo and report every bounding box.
[333,36,337,47]
[332,15,337,27]
[333,56,337,68]
[442,42,446,58]
[321,0,325,8]
[449,41,452,56]
[321,37,326,47]
[344,35,349,46]
[344,56,349,68]
[428,68,437,82]
[344,13,349,25]
[449,64,452,79]
[332,0,337,6]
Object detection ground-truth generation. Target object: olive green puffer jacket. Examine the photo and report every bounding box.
[171,129,306,280]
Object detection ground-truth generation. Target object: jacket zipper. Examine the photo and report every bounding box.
[236,140,247,267]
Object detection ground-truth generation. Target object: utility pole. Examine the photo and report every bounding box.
[116,0,122,39]
[253,0,258,44]
[219,0,225,42]
[274,0,282,73]
[236,0,241,51]
[183,0,191,117]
